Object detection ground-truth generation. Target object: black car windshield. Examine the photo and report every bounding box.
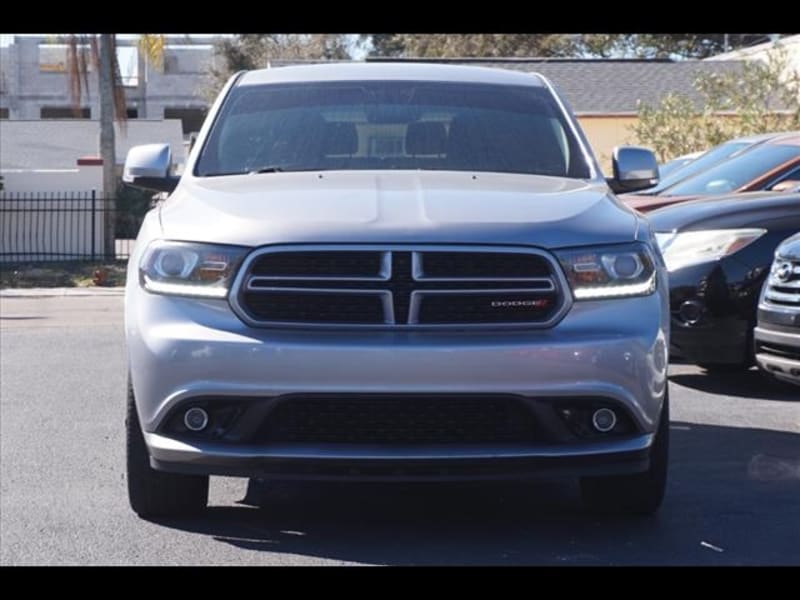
[661,143,800,196]
[195,80,592,179]
[644,140,753,195]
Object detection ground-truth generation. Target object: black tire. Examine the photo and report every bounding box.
[126,378,208,518]
[580,388,669,515]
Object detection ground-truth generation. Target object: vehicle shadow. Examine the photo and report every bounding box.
[670,367,798,401]
[150,423,800,565]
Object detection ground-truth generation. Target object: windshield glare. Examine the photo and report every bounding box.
[647,141,751,194]
[195,81,591,179]
[662,143,800,196]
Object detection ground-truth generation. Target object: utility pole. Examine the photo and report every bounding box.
[98,34,116,260]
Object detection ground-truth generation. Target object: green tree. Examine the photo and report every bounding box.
[623,34,774,59]
[632,49,800,162]
[364,33,777,60]
[206,34,351,100]
[365,34,580,58]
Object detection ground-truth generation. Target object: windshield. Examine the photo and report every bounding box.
[645,140,753,194]
[662,143,800,196]
[195,80,592,179]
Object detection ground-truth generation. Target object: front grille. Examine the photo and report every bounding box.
[764,259,800,307]
[242,291,386,324]
[416,292,556,324]
[257,395,539,444]
[250,251,385,278]
[233,245,567,328]
[418,251,551,279]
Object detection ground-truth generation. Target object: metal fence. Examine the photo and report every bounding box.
[0,191,145,263]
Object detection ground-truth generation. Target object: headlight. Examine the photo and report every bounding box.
[656,229,766,272]
[139,241,248,298]
[555,243,657,300]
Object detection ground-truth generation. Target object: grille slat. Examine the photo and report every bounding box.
[235,246,566,327]
[258,395,539,444]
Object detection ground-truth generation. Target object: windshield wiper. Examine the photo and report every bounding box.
[200,166,325,177]
[250,165,285,174]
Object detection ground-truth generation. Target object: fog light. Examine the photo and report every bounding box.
[592,408,617,433]
[184,407,209,432]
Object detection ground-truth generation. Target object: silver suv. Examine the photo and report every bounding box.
[755,232,800,385]
[123,63,670,517]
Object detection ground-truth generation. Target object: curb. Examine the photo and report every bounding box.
[0,287,125,298]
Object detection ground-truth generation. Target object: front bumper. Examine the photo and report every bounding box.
[146,433,653,480]
[754,324,800,385]
[126,285,669,479]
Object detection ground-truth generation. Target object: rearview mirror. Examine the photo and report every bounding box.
[609,146,659,194]
[123,144,179,193]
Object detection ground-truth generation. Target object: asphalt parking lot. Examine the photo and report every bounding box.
[1,293,798,565]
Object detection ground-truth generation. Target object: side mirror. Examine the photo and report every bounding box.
[609,146,660,194]
[123,144,179,193]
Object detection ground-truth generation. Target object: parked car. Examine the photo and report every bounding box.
[754,232,800,386]
[642,132,783,195]
[648,191,800,371]
[122,63,670,517]
[624,133,800,212]
[657,151,702,179]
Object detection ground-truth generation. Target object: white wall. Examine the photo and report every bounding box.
[1,166,102,193]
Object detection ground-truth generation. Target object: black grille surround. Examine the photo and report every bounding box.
[230,245,571,329]
[256,394,541,444]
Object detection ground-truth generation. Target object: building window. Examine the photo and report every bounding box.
[164,107,206,135]
[40,106,91,119]
[0,108,9,119]
[38,44,86,73]
[126,107,139,119]
[163,54,179,74]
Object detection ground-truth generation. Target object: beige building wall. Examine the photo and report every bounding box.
[576,115,639,176]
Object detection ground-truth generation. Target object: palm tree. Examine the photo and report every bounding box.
[67,34,165,259]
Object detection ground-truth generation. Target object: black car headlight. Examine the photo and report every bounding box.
[655,229,766,272]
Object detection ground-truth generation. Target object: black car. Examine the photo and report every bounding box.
[648,192,800,371]
[754,232,800,385]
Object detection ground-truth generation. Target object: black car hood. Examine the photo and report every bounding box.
[647,192,800,232]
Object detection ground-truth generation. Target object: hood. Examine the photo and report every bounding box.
[777,231,800,260]
[159,170,638,249]
[647,192,800,232]
[620,193,698,213]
